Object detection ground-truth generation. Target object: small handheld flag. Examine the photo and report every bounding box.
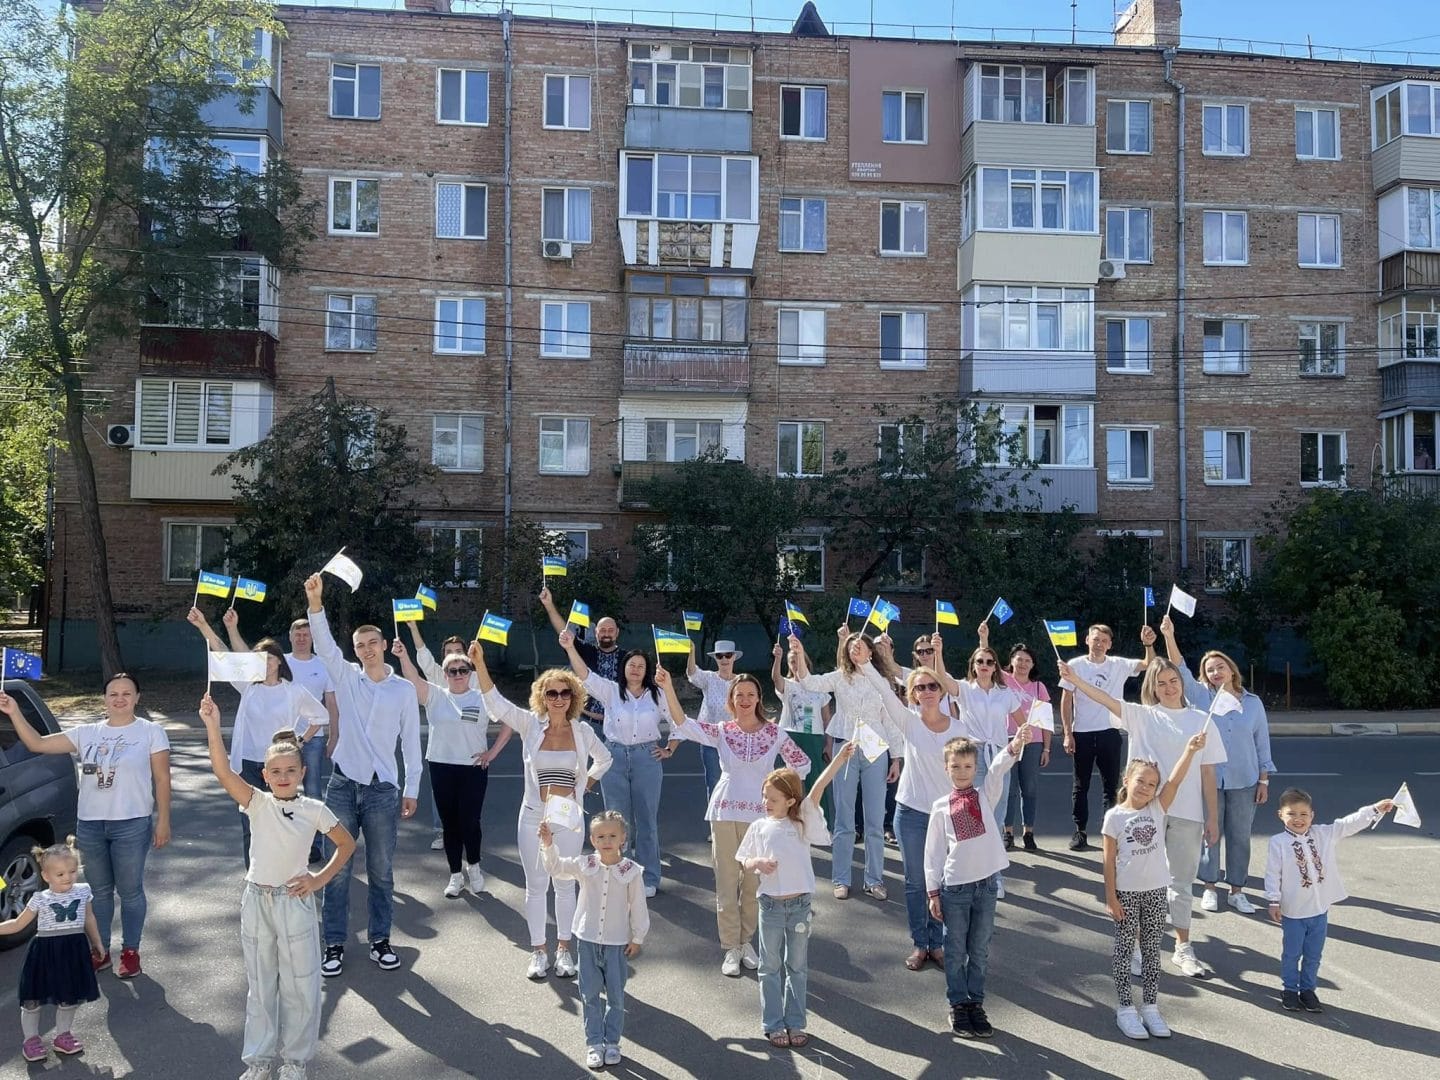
[847,597,871,619]
[234,577,267,603]
[653,627,692,655]
[477,613,512,646]
[416,585,439,611]
[2,647,43,681]
[784,601,810,626]
[779,615,803,639]
[542,556,568,578]
[196,570,233,599]
[1045,620,1078,647]
[568,600,592,629]
[1168,584,1197,618]
[1209,689,1243,717]
[1143,587,1155,608]
[392,599,425,623]
[1391,782,1422,829]
[208,651,268,683]
[866,598,900,634]
[1027,700,1056,733]
[321,550,364,592]
[989,597,1014,625]
[935,600,960,627]
[683,610,704,632]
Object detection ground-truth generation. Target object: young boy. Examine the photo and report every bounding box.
[541,811,649,1070]
[1263,788,1395,1013]
[923,726,1029,1039]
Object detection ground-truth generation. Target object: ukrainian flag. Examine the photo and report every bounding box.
[568,600,591,629]
[653,628,692,654]
[416,585,439,611]
[1045,619,1078,647]
[477,613,513,645]
[235,577,267,603]
[542,556,568,577]
[784,601,810,626]
[197,571,233,599]
[393,599,425,623]
[935,599,960,626]
[683,610,703,632]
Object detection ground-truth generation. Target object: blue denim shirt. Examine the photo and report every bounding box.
[1180,666,1276,789]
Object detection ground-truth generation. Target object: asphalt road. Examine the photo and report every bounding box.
[2,737,1437,1080]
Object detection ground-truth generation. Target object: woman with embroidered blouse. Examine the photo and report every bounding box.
[664,667,811,978]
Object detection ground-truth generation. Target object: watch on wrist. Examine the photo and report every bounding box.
[1258,779,1269,785]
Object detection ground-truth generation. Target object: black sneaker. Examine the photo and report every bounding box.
[1069,831,1089,851]
[369,939,400,971]
[1003,832,1014,850]
[1022,833,1039,852]
[1298,990,1323,1013]
[321,944,344,978]
[950,1005,975,1038]
[1281,990,1301,1011]
[968,1004,994,1039]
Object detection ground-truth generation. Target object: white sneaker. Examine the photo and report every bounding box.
[464,863,486,895]
[525,949,549,980]
[740,942,760,970]
[430,830,445,851]
[444,872,465,899]
[585,1046,604,1070]
[644,885,657,899]
[1115,1006,1149,1040]
[1140,1004,1172,1038]
[1228,892,1258,914]
[277,1065,307,1080]
[1200,888,1220,912]
[721,947,742,977]
[603,1045,622,1066]
[239,1066,273,1080]
[996,878,1006,899]
[1130,946,1143,977]
[1172,944,1208,978]
[554,947,578,978]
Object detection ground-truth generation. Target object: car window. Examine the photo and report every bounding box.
[2,688,51,762]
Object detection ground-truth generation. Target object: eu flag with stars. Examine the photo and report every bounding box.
[2,648,42,680]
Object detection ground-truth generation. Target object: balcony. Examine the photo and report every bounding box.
[624,105,750,153]
[130,450,254,502]
[139,326,277,382]
[958,232,1101,288]
[623,343,750,394]
[962,122,1096,173]
[1380,359,1440,411]
[1372,135,1440,193]
[619,219,760,271]
[200,87,283,146]
[1382,471,1440,499]
[1380,250,1440,297]
[975,466,1098,514]
[961,351,1095,396]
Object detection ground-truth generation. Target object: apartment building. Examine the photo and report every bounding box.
[46,0,1440,664]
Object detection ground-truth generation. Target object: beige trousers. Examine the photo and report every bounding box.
[711,819,760,949]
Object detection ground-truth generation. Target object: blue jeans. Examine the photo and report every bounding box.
[600,741,663,890]
[322,770,400,946]
[239,759,268,868]
[700,745,721,799]
[895,803,943,949]
[1005,742,1042,830]
[831,742,888,888]
[578,939,628,1048]
[1198,785,1258,889]
[302,736,328,860]
[77,815,152,952]
[1280,912,1328,992]
[940,874,998,1006]
[758,894,812,1033]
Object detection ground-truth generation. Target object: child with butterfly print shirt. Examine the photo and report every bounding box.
[0,840,102,1062]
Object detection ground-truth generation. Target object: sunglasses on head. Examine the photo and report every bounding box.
[543,688,573,700]
[913,681,942,693]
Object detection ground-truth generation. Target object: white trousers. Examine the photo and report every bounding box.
[517,803,581,946]
[240,883,321,1068]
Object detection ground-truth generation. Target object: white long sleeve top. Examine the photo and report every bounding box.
[794,664,907,756]
[583,672,667,745]
[309,609,422,799]
[923,746,1019,893]
[688,667,737,726]
[670,716,811,822]
[225,679,329,773]
[484,688,612,810]
[542,847,651,946]
[952,680,1024,750]
[1264,805,1382,919]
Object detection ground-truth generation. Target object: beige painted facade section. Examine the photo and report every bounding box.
[964,121,1098,171]
[130,451,250,502]
[958,231,1102,287]
[1371,135,1440,193]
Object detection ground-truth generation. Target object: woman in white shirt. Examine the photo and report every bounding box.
[770,641,833,825]
[188,608,328,868]
[471,638,612,982]
[953,642,1026,896]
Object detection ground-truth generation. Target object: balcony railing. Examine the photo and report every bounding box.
[622,342,750,393]
[1382,471,1440,499]
[1380,250,1440,296]
[1380,358,1440,411]
[139,325,277,382]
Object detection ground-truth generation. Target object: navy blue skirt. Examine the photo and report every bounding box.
[19,934,99,1006]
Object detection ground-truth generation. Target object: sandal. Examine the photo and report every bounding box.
[767,1031,792,1048]
[905,948,928,971]
[928,948,945,966]
[789,1032,810,1048]
[832,884,850,900]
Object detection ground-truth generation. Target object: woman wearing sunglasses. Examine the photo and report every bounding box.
[470,636,612,981]
[392,639,510,901]
[954,640,1027,897]
[878,633,962,845]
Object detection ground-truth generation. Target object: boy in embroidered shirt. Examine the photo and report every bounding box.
[923,725,1029,1039]
[540,811,649,1071]
[1263,788,1395,1013]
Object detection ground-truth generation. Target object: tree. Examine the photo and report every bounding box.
[0,384,55,599]
[0,0,315,673]
[218,381,441,637]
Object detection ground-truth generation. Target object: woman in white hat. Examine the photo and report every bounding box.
[686,641,742,798]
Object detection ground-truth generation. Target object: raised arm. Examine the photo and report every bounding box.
[186,606,228,652]
[0,690,77,755]
[471,641,536,737]
[391,638,430,706]
[1057,661,1124,718]
[770,642,786,696]
[653,666,686,729]
[538,585,568,636]
[1158,613,1183,666]
[559,629,592,681]
[929,632,961,697]
[303,574,348,683]
[1140,622,1157,665]
[198,693,254,807]
[222,607,250,652]
[806,741,856,807]
[1156,731,1206,813]
[406,622,442,683]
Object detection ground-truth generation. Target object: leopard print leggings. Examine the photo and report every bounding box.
[1112,886,1167,1007]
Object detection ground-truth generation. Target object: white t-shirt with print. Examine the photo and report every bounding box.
[1063,656,1144,733]
[242,790,339,887]
[69,718,170,821]
[285,654,334,722]
[1118,702,1228,823]
[779,687,829,736]
[422,684,489,765]
[1103,801,1170,892]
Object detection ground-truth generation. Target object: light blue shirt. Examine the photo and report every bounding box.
[1180,666,1275,789]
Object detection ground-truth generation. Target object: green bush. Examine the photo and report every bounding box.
[1307,586,1431,708]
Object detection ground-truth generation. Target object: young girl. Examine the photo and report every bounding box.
[1102,732,1207,1040]
[539,811,650,1071]
[736,743,855,1048]
[199,694,357,1080]
[0,840,102,1062]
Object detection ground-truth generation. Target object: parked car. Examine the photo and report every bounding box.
[0,679,79,949]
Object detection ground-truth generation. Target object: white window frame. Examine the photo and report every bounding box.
[1295,106,1339,160]
[880,200,927,255]
[330,62,380,120]
[1202,210,1248,265]
[1105,207,1152,263]
[981,402,1094,468]
[431,413,485,473]
[1299,431,1346,487]
[976,64,1046,124]
[164,521,235,582]
[1404,187,1440,250]
[1106,99,1152,153]
[325,293,378,352]
[968,285,1095,353]
[627,44,753,111]
[1105,427,1153,485]
[879,310,927,368]
[976,167,1098,234]
[1299,321,1345,376]
[776,421,825,478]
[1104,317,1152,373]
[546,526,591,563]
[435,182,487,240]
[1202,535,1250,593]
[1371,81,1440,148]
[620,151,759,224]
[778,196,826,252]
[1202,319,1248,374]
[876,542,926,592]
[778,533,826,591]
[544,73,591,130]
[1202,102,1249,156]
[1203,428,1251,485]
[434,297,487,355]
[777,308,826,365]
[1298,212,1342,268]
[881,89,927,144]
[328,177,379,236]
[780,84,827,141]
[645,419,724,463]
[878,421,926,477]
[541,187,593,243]
[436,67,489,126]
[137,379,237,449]
[427,525,483,589]
[538,416,591,475]
[540,301,591,358]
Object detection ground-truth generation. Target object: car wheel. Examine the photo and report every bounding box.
[0,835,43,950]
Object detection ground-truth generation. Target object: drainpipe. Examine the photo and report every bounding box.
[1163,47,1188,573]
[501,7,515,610]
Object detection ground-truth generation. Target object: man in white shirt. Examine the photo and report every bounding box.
[304,573,422,978]
[1060,623,1154,851]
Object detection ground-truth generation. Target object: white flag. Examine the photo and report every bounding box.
[1169,585,1197,618]
[1210,689,1243,717]
[1392,782,1422,829]
[321,549,363,592]
[1027,700,1056,733]
[851,720,890,762]
[208,651,268,683]
[542,795,582,832]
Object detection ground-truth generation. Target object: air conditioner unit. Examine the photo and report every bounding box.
[1098,259,1127,281]
[106,424,136,448]
[542,240,573,260]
